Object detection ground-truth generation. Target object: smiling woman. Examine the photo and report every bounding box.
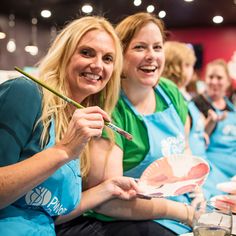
[0,16,141,236]
[66,29,116,102]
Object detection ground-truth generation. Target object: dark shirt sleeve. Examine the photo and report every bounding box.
[192,94,214,118]
[0,78,42,166]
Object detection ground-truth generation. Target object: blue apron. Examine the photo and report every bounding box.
[122,85,191,235]
[188,100,207,158]
[0,121,82,236]
[203,98,236,199]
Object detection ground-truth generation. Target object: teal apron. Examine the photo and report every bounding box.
[203,98,236,199]
[122,85,191,235]
[188,100,207,158]
[0,121,82,236]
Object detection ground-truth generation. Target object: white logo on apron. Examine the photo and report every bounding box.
[25,187,68,215]
[161,134,185,156]
[223,125,236,136]
[25,187,51,206]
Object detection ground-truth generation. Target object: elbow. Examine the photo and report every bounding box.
[0,191,15,210]
[0,199,10,210]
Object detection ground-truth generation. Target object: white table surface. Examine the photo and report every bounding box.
[180,214,236,235]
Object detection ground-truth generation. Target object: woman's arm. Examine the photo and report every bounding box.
[86,138,124,188]
[0,147,69,209]
[184,115,192,154]
[86,138,194,226]
[0,106,110,209]
[94,196,193,226]
[55,176,139,225]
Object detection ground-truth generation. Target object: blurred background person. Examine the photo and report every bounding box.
[193,59,236,199]
[162,41,207,159]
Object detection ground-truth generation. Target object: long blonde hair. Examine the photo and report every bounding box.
[38,16,123,176]
[162,41,196,87]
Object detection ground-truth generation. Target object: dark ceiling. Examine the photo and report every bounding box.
[0,0,236,29]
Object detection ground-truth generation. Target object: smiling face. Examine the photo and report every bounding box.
[122,22,165,90]
[205,63,230,100]
[66,29,115,102]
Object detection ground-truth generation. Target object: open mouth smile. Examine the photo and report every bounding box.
[80,72,102,81]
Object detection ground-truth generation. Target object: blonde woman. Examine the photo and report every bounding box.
[0,16,139,236]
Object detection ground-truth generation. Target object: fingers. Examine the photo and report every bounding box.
[79,106,111,122]
[114,177,140,191]
[57,107,110,159]
[109,177,140,200]
[208,109,228,122]
[73,113,105,129]
[218,111,228,121]
[207,109,218,122]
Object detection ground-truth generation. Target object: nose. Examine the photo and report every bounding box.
[145,48,155,61]
[90,57,103,72]
[209,76,219,84]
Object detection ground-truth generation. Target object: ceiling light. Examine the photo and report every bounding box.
[25,17,39,56]
[147,5,155,13]
[6,14,16,53]
[184,0,194,2]
[7,39,16,53]
[41,9,51,18]
[133,0,142,6]
[212,15,223,24]
[0,25,6,39]
[25,44,38,56]
[82,4,93,14]
[0,31,6,39]
[158,10,166,18]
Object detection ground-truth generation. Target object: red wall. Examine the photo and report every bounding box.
[168,27,236,72]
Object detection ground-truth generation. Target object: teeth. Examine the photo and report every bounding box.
[140,65,157,70]
[82,72,100,80]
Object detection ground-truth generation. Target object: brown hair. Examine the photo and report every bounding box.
[115,12,166,53]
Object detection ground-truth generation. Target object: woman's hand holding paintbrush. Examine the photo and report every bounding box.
[14,67,133,143]
[56,106,110,159]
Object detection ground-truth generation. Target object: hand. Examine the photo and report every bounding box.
[203,132,210,146]
[105,177,139,200]
[207,109,218,122]
[205,109,228,135]
[56,106,110,159]
[189,186,205,208]
[208,109,228,122]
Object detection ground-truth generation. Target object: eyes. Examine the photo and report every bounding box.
[133,43,163,52]
[79,47,114,64]
[208,75,224,80]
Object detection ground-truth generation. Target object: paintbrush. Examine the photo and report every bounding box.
[14,66,133,141]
